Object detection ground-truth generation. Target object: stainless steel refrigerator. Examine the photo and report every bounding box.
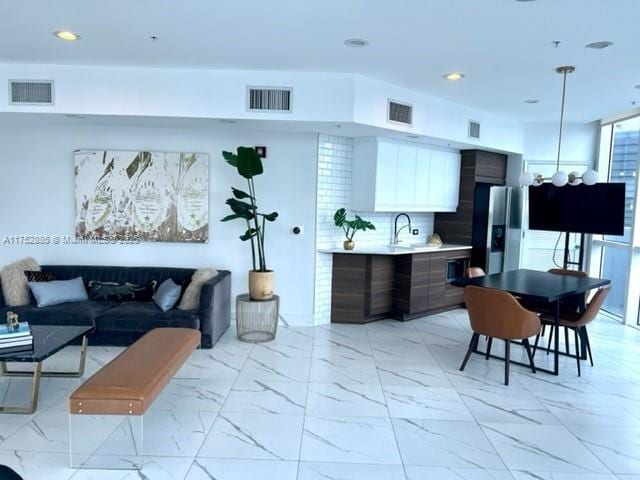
[471,185,523,274]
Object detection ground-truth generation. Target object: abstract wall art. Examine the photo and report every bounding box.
[74,150,209,243]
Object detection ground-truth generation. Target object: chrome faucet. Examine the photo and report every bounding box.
[393,213,412,245]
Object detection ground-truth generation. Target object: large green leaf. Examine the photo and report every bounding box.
[240,228,257,241]
[221,214,242,222]
[236,146,264,179]
[222,151,238,167]
[333,208,347,227]
[261,212,279,222]
[225,198,255,220]
[231,187,253,200]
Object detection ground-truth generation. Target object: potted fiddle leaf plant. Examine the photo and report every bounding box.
[221,147,278,300]
[333,208,375,250]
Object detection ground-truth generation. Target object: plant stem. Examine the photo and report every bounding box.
[246,219,257,270]
[247,177,265,271]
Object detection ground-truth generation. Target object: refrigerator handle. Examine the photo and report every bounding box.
[503,188,512,271]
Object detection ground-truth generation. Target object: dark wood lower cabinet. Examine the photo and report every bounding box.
[330,249,471,324]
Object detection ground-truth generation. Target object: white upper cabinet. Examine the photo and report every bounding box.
[352,137,461,212]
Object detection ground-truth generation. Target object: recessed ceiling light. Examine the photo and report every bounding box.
[54,30,80,41]
[65,114,87,119]
[219,119,238,124]
[585,41,613,49]
[524,99,540,104]
[635,84,640,89]
[515,0,536,2]
[406,134,420,139]
[444,72,465,81]
[344,38,368,47]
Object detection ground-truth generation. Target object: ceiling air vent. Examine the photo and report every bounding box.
[247,86,292,112]
[468,120,481,140]
[387,99,413,126]
[9,80,54,105]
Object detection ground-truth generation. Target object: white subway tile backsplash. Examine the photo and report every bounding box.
[313,134,434,325]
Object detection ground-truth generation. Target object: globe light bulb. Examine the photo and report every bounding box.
[531,173,545,187]
[519,171,534,186]
[583,169,599,186]
[552,171,569,187]
[568,170,582,186]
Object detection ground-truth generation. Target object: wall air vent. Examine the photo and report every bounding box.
[468,119,481,139]
[247,86,292,112]
[9,80,54,105]
[387,99,413,126]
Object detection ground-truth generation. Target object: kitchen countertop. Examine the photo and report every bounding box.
[318,243,472,255]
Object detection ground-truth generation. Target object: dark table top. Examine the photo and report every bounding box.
[451,269,611,302]
[0,325,93,363]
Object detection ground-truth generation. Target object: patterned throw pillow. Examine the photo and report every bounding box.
[24,270,57,282]
[88,280,157,302]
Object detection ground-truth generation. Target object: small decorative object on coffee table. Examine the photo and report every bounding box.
[6,311,19,330]
[236,294,279,343]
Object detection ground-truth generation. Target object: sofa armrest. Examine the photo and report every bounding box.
[198,270,231,348]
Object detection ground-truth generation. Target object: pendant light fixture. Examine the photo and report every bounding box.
[519,66,599,187]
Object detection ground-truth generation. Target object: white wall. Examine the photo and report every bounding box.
[523,122,599,164]
[0,120,318,324]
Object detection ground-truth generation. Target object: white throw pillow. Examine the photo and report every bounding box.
[0,257,40,306]
[177,268,218,310]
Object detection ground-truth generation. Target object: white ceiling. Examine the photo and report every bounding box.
[1,0,639,122]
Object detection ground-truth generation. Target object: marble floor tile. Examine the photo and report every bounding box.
[97,410,216,457]
[392,418,505,468]
[481,422,609,474]
[384,385,474,420]
[152,378,234,412]
[376,359,453,387]
[568,425,640,474]
[301,416,401,464]
[0,450,74,480]
[198,413,304,461]
[405,466,515,480]
[298,461,406,480]
[69,456,194,479]
[185,458,298,480]
[533,392,640,427]
[510,472,617,480]
[306,382,388,417]
[458,386,560,425]
[238,356,311,382]
[222,380,307,414]
[309,355,380,385]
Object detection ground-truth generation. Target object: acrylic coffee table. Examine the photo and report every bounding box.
[0,325,92,414]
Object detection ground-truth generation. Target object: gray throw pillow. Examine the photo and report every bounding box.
[28,277,89,308]
[154,279,181,312]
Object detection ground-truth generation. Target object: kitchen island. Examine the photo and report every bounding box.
[319,244,471,324]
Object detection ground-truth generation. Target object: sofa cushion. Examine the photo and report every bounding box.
[0,257,40,306]
[0,301,116,327]
[95,302,199,333]
[88,280,157,302]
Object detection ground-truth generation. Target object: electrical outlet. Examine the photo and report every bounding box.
[412,228,419,235]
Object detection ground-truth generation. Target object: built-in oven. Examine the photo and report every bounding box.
[446,258,469,282]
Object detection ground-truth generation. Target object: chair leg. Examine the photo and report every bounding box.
[523,338,537,374]
[574,328,581,377]
[485,337,493,360]
[564,326,570,354]
[460,333,480,372]
[541,324,546,337]
[504,339,511,385]
[546,325,554,355]
[583,327,594,367]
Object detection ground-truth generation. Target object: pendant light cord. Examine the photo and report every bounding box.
[556,68,569,171]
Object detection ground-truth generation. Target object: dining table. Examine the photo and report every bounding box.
[451,268,611,375]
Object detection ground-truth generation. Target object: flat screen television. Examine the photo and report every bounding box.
[528,183,625,235]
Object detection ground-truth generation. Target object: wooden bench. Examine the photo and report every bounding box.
[69,328,200,468]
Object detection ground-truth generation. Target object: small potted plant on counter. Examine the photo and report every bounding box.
[333,208,375,250]
[221,146,278,300]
